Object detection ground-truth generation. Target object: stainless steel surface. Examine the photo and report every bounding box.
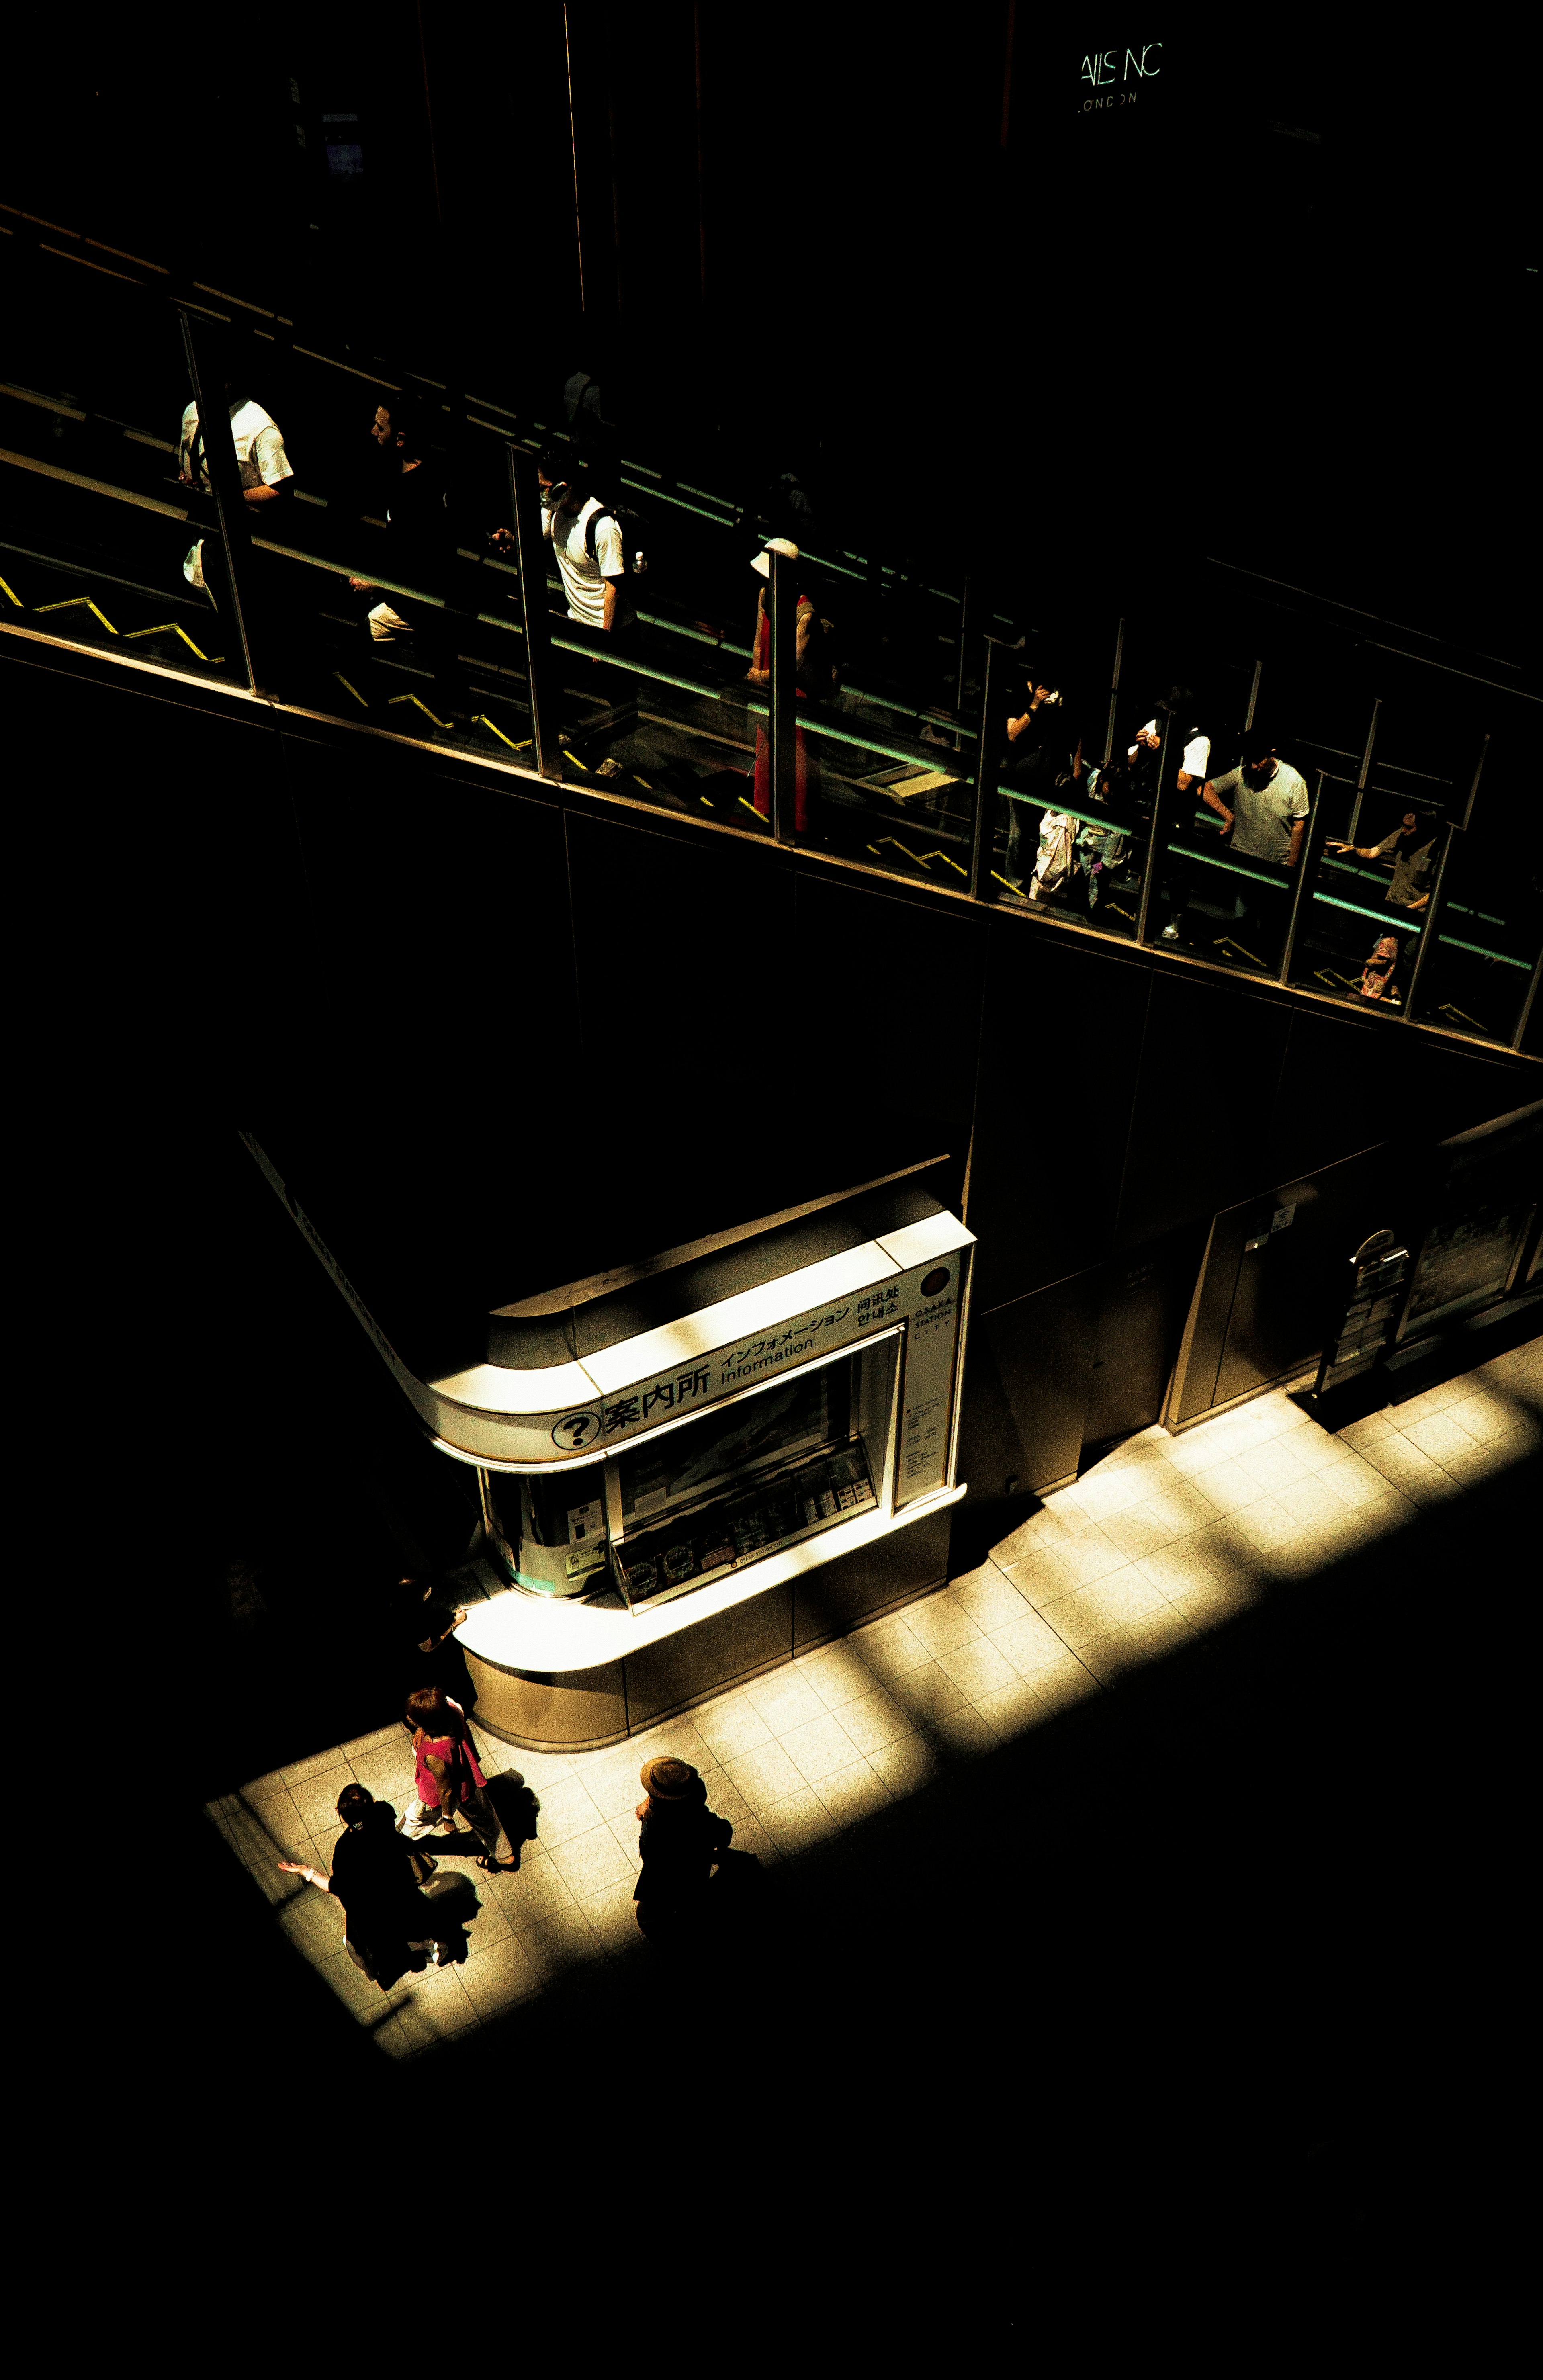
[462,1650,628,1750]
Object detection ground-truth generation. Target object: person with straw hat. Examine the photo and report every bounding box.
[633,1757,735,1936]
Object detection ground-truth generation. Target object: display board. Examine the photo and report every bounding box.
[1402,1194,1535,1338]
[1314,1230,1410,1397]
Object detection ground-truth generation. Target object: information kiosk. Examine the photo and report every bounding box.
[246,1142,974,1751]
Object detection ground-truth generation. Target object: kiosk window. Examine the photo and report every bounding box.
[617,1368,840,1523]
[604,1353,878,1609]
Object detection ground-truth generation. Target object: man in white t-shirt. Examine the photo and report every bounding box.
[176,382,294,602]
[536,452,636,634]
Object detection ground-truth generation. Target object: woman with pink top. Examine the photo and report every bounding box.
[399,1685,518,1875]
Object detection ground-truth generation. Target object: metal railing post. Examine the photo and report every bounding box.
[769,547,797,843]
[506,444,561,779]
[1345,696,1381,845]
[954,575,972,718]
[1102,615,1125,767]
[1459,731,1489,831]
[1276,767,1331,984]
[968,634,1007,900]
[1399,819,1458,1021]
[1243,657,1262,737]
[1512,943,1542,1052]
[1134,714,1175,945]
[178,306,260,693]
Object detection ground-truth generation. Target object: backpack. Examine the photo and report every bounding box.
[582,499,649,579]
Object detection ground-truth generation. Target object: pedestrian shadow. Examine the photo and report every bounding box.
[484,1770,540,1862]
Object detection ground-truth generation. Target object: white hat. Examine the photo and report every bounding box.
[750,537,800,577]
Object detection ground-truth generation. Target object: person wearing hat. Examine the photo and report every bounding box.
[746,539,825,836]
[632,1757,734,1935]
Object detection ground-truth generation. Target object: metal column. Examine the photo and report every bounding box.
[1101,616,1125,767]
[1399,819,1459,1021]
[968,634,1008,900]
[1276,768,1332,985]
[1242,658,1262,736]
[506,444,562,779]
[1345,696,1381,845]
[768,547,797,844]
[1133,715,1175,946]
[178,307,260,694]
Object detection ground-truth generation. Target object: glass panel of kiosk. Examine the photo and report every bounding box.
[604,1349,883,1610]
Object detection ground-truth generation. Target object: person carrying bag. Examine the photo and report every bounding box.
[399,1686,520,1876]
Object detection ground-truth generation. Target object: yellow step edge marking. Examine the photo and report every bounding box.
[477,712,520,749]
[35,596,118,632]
[918,847,968,878]
[875,836,930,869]
[124,621,221,661]
[0,577,23,607]
[737,795,761,817]
[990,870,1022,890]
[566,748,590,769]
[331,671,370,708]
[1439,1004,1487,1032]
[387,692,449,728]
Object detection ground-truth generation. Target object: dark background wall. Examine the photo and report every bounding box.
[27,634,1533,1654]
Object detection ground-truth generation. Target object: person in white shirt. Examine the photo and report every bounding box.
[1129,686,1211,800]
[176,376,293,604]
[536,449,636,634]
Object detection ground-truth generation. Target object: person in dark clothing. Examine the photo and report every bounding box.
[633,1757,733,1936]
[279,1782,469,1988]
[350,399,471,721]
[389,1574,476,1721]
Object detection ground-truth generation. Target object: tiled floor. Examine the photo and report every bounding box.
[204,1336,1541,2061]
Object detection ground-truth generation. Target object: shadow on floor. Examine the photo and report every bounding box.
[160,1423,1538,2300]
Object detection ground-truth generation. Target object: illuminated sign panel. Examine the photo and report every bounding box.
[1079,40,1162,109]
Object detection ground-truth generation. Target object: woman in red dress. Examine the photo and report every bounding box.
[747,540,824,835]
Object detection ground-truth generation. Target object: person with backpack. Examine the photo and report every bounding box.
[746,540,831,835]
[398,1685,519,1877]
[534,447,639,636]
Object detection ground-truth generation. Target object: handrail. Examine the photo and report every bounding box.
[1312,891,1423,933]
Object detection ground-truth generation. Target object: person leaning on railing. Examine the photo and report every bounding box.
[1325,804,1443,1002]
[1197,737,1310,868]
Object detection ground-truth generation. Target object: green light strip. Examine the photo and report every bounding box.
[999,786,1137,839]
[1312,891,1423,934]
[1436,934,1531,968]
[1164,841,1287,890]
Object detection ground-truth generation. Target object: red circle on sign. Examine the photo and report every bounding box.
[920,1267,951,1297]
